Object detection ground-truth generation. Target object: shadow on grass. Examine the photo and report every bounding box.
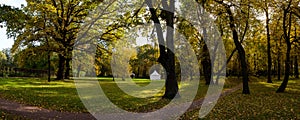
[0,77,244,114]
[180,77,300,119]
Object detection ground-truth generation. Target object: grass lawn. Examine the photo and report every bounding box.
[180,78,300,119]
[0,77,240,113]
[0,78,86,112]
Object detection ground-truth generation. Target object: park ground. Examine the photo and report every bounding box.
[0,77,299,119]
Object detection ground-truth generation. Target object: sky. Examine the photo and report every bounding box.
[0,0,152,50]
[0,0,180,50]
[0,0,27,50]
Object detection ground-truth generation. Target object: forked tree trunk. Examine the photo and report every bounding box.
[224,4,250,94]
[146,0,179,99]
[163,0,178,99]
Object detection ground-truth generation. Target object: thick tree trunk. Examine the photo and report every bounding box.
[202,21,212,85]
[64,58,71,79]
[56,54,65,80]
[163,0,178,99]
[199,3,212,85]
[142,66,147,78]
[164,48,178,99]
[201,52,212,85]
[146,0,179,99]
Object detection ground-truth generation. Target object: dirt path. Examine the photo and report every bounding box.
[0,84,242,120]
[187,83,242,112]
[0,98,96,120]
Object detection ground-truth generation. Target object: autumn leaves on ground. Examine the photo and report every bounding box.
[0,0,300,119]
[0,77,299,119]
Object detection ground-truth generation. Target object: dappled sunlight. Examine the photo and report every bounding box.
[0,78,86,112]
[181,78,300,119]
[0,77,277,114]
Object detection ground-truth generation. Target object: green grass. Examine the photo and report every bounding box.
[0,78,86,112]
[0,77,240,113]
[180,78,300,119]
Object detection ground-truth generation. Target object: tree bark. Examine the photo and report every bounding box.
[277,35,283,80]
[64,58,71,79]
[198,2,212,85]
[214,0,250,94]
[276,45,291,93]
[146,0,179,99]
[47,51,51,82]
[226,5,250,94]
[277,2,292,93]
[294,56,299,78]
[265,7,273,83]
[56,54,65,80]
[290,59,294,75]
[202,45,212,85]
[163,0,179,99]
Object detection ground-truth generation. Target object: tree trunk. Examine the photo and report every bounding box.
[226,6,250,94]
[277,3,292,93]
[146,0,179,99]
[290,59,294,75]
[163,0,178,99]
[277,35,282,80]
[142,66,147,78]
[199,2,212,85]
[137,67,140,78]
[277,54,281,80]
[164,48,178,99]
[47,51,51,82]
[202,27,211,85]
[56,54,65,80]
[276,45,291,92]
[202,53,212,85]
[294,56,299,78]
[64,58,71,79]
[266,8,273,83]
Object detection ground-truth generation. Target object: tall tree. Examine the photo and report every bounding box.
[213,0,250,94]
[276,0,293,93]
[12,0,102,80]
[146,0,179,99]
[263,0,273,83]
